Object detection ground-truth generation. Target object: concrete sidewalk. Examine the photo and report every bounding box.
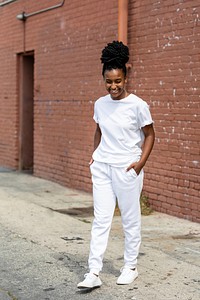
[0,169,199,300]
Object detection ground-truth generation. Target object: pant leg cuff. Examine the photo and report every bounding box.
[90,268,100,275]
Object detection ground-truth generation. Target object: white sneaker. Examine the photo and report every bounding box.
[117,267,138,285]
[77,272,102,289]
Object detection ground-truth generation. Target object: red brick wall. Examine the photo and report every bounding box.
[32,0,118,191]
[0,0,199,222]
[0,0,118,190]
[128,0,200,222]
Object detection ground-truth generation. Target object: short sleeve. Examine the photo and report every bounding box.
[138,102,153,129]
[93,102,99,123]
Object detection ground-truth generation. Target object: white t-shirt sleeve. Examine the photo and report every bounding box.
[138,102,153,129]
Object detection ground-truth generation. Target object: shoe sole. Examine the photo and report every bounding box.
[77,285,101,289]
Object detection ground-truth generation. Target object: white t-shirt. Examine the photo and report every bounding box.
[92,93,153,167]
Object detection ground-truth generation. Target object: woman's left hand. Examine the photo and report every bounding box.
[126,161,143,175]
[126,124,155,175]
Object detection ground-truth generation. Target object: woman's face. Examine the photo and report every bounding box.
[104,68,127,100]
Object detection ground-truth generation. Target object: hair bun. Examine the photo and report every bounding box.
[101,41,129,66]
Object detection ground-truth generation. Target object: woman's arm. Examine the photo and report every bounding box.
[89,124,102,165]
[94,124,102,151]
[126,123,155,174]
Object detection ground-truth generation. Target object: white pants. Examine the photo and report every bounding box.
[88,161,144,275]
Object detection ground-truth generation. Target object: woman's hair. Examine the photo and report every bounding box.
[101,41,129,76]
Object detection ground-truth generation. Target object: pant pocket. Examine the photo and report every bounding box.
[127,168,138,178]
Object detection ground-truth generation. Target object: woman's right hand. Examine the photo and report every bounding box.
[89,158,94,165]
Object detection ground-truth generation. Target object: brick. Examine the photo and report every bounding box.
[0,0,199,222]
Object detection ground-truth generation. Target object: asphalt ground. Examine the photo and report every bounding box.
[0,169,199,300]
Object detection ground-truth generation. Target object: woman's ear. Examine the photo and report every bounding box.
[125,77,128,84]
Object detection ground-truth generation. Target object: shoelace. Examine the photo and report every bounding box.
[120,267,134,275]
[84,272,97,279]
[84,273,90,278]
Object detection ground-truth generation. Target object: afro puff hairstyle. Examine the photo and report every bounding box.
[101,41,129,76]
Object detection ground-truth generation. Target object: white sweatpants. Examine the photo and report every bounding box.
[88,161,144,275]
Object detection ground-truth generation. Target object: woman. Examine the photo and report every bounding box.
[77,41,155,288]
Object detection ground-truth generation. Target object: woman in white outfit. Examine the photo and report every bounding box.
[77,41,155,289]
